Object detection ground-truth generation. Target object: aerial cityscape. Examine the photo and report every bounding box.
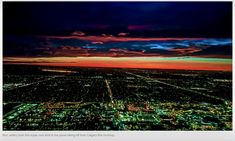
[3,2,232,130]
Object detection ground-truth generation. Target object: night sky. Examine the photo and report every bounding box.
[3,2,232,71]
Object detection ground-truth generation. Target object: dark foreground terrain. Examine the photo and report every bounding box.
[3,65,232,130]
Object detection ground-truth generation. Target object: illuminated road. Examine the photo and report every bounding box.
[3,76,59,91]
[105,79,114,105]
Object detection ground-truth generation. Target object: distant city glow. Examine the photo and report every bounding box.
[41,69,76,73]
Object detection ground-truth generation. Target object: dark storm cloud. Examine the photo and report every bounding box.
[3,2,232,37]
[3,35,232,58]
[3,2,232,58]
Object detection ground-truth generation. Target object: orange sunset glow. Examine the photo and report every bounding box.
[3,57,232,71]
